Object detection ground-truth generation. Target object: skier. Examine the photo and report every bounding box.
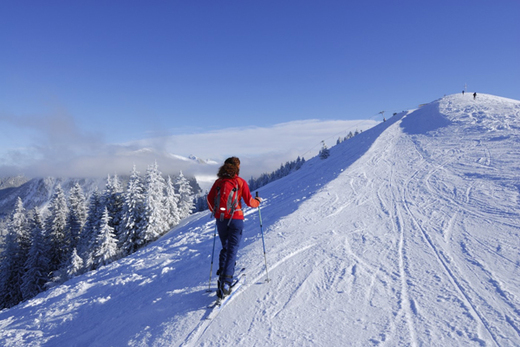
[207,157,261,298]
[473,92,477,100]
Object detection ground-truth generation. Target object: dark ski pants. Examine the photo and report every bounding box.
[216,219,243,285]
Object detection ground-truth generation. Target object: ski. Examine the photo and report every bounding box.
[205,273,246,320]
[207,272,245,307]
[217,275,245,306]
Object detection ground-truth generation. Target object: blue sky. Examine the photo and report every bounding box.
[0,0,519,179]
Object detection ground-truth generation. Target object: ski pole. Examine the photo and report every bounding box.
[256,192,270,282]
[207,223,218,292]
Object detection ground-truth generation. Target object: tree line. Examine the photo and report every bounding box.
[0,162,194,309]
[246,130,363,190]
[248,157,306,191]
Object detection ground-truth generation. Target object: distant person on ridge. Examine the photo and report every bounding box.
[207,157,261,299]
[473,92,477,100]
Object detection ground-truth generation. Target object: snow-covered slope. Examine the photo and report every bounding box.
[1,93,519,346]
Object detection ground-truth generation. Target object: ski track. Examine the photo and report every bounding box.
[181,243,317,347]
[2,94,520,347]
[403,158,498,346]
[396,97,520,346]
[364,97,520,346]
[392,163,419,347]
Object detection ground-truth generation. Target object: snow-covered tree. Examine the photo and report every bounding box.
[65,248,84,279]
[120,165,145,255]
[79,190,103,271]
[248,156,305,191]
[138,162,169,246]
[0,198,30,308]
[45,185,70,274]
[319,141,330,159]
[175,171,194,220]
[194,192,209,212]
[12,198,31,259]
[102,174,124,237]
[21,209,50,301]
[67,183,87,256]
[165,175,180,228]
[92,207,119,268]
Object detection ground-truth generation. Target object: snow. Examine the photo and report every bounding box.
[1,93,520,346]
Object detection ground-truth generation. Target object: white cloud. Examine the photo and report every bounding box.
[162,119,372,158]
[0,115,378,182]
[134,119,378,179]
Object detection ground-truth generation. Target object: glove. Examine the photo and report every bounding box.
[255,197,263,203]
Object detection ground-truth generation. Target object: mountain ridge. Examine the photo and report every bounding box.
[1,93,519,346]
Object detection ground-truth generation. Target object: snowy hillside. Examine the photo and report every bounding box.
[1,93,519,346]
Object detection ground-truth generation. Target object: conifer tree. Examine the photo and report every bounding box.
[319,141,330,159]
[67,183,87,257]
[102,174,124,238]
[248,156,305,191]
[0,231,19,308]
[138,162,168,246]
[13,197,31,262]
[21,209,50,301]
[65,248,84,279]
[175,171,194,220]
[120,165,145,255]
[194,192,209,212]
[165,175,180,228]
[45,185,69,273]
[296,156,305,169]
[79,190,102,271]
[92,207,119,268]
[0,198,30,308]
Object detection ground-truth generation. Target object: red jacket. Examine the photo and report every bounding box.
[207,175,259,220]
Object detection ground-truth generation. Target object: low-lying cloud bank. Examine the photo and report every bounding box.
[0,116,378,185]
